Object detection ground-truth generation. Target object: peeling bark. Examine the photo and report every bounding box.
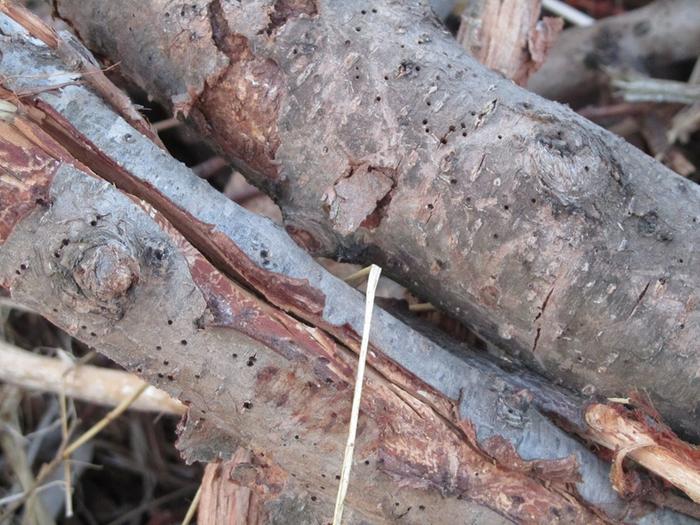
[54,0,700,440]
[529,0,700,104]
[1,10,697,523]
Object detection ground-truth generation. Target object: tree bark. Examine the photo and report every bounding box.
[528,0,700,104]
[1,8,697,523]
[54,0,700,440]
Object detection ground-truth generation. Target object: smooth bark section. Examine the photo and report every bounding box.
[529,0,700,104]
[55,0,700,439]
[1,12,695,523]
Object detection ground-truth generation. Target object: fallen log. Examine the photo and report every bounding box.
[529,0,700,104]
[53,0,700,440]
[1,8,698,523]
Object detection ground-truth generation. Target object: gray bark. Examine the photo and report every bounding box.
[54,0,700,440]
[0,9,696,524]
[529,0,700,104]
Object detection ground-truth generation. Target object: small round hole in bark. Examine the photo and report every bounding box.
[460,122,465,128]
[375,96,381,102]
[361,9,366,14]
[470,110,476,116]
[355,75,360,80]
[52,308,58,313]
[426,203,433,209]
[449,125,455,132]
[419,505,425,510]
[294,435,299,439]
[167,375,174,381]
[167,319,173,325]
[493,233,499,239]
[260,249,268,258]
[53,251,60,258]
[61,239,69,246]
[422,119,428,125]
[415,66,420,71]
[371,8,377,12]
[355,26,361,32]
[180,339,187,345]
[584,166,590,172]
[531,198,536,203]
[90,332,97,337]
[425,128,430,133]
[243,401,253,409]
[336,475,341,480]
[292,48,297,54]
[498,134,502,139]
[426,101,431,106]
[440,137,447,144]
[156,345,162,351]
[163,360,169,365]
[462,132,467,137]
[344,39,351,45]
[158,373,164,378]
[450,178,457,184]
[311,496,317,502]
[503,205,509,210]
[15,270,20,275]
[194,373,201,379]
[384,75,388,80]
[90,219,98,226]
[364,459,370,465]
[680,323,685,329]
[679,259,684,263]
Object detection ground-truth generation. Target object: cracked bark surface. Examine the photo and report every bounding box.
[54,0,700,440]
[1,9,697,524]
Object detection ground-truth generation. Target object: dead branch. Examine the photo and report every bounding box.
[53,0,700,441]
[1,8,697,523]
[528,0,700,104]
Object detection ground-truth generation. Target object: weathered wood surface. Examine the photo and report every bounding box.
[1,9,697,523]
[54,0,700,440]
[529,0,700,104]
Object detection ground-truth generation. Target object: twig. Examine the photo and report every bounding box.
[342,266,372,286]
[58,386,73,518]
[408,302,435,312]
[612,76,700,105]
[0,341,184,414]
[541,0,594,26]
[333,264,382,525]
[63,383,148,458]
[181,483,202,525]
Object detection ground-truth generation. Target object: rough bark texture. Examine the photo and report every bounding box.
[529,0,700,104]
[55,0,700,440]
[1,10,696,523]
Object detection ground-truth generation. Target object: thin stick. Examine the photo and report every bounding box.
[181,483,203,525]
[59,385,74,517]
[63,383,148,458]
[408,302,435,312]
[342,265,372,286]
[332,264,382,525]
[542,0,594,27]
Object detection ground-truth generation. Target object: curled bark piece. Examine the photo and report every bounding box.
[54,0,700,440]
[1,10,696,523]
[586,403,700,504]
[529,0,700,104]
